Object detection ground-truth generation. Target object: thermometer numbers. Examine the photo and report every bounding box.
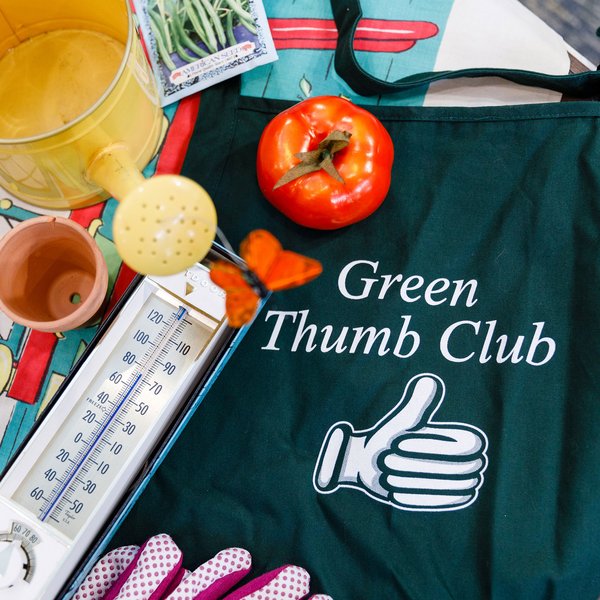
[13,295,213,540]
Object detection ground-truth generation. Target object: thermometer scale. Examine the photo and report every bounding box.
[0,245,252,599]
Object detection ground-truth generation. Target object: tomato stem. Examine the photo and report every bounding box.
[273,130,352,189]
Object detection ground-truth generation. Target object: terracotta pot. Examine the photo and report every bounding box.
[0,216,108,332]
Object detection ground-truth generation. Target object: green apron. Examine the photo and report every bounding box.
[112,2,600,597]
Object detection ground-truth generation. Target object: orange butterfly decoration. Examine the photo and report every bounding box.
[210,229,323,328]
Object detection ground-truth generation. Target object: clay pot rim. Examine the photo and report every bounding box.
[0,216,109,333]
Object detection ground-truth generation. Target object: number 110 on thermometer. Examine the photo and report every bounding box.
[0,253,243,599]
[15,298,202,538]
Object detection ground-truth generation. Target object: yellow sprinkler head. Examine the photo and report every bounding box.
[113,174,217,276]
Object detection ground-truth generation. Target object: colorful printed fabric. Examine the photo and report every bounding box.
[0,96,200,471]
[241,0,453,105]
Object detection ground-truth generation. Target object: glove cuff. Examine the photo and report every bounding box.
[313,422,353,492]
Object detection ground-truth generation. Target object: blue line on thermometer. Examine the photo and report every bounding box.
[36,303,189,530]
[39,373,143,523]
[0,251,245,600]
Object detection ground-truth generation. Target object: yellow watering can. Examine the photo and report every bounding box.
[0,0,217,276]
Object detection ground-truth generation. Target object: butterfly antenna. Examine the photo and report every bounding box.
[214,226,248,269]
[215,227,236,254]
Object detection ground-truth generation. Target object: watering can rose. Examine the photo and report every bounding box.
[256,96,394,230]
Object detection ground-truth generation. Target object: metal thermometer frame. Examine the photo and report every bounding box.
[0,243,259,599]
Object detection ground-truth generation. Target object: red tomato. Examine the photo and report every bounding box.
[256,96,394,230]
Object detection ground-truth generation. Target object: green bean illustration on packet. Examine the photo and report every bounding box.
[148,0,257,69]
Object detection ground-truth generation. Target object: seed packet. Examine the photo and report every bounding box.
[132,0,277,106]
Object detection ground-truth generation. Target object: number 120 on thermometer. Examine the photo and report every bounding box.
[0,248,246,599]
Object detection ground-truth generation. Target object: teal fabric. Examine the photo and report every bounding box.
[241,0,454,105]
[333,0,600,97]
[111,77,600,598]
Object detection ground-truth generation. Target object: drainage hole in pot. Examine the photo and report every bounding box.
[70,293,81,305]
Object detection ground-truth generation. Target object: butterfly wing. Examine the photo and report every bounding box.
[239,229,282,282]
[209,260,248,291]
[239,229,323,292]
[223,289,260,328]
[213,229,322,324]
[210,260,260,327]
[263,250,323,291]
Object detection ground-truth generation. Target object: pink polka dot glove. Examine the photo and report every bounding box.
[217,564,331,600]
[75,536,332,600]
[74,534,183,600]
[162,547,251,600]
[163,551,333,600]
[74,545,139,600]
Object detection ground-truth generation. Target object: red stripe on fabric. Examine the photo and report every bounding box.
[69,203,105,229]
[103,263,138,319]
[357,19,439,40]
[9,331,58,404]
[354,39,416,52]
[274,39,337,50]
[269,17,438,50]
[155,95,202,175]
[271,29,337,41]
[269,18,438,39]
[273,38,416,52]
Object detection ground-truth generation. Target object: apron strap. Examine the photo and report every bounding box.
[331,0,600,98]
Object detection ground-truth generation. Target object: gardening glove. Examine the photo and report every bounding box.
[162,547,251,600]
[219,564,311,600]
[74,533,183,600]
[164,552,333,600]
[76,538,333,600]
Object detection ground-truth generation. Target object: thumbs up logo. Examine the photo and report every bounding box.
[313,374,488,511]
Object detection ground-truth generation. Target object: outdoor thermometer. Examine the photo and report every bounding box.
[0,245,252,599]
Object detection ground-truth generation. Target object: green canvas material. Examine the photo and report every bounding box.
[111,5,600,598]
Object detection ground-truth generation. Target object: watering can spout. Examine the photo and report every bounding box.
[86,143,145,202]
[87,145,217,277]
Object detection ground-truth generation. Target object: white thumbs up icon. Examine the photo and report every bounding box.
[313,374,488,511]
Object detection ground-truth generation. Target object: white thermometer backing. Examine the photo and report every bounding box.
[0,245,249,599]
